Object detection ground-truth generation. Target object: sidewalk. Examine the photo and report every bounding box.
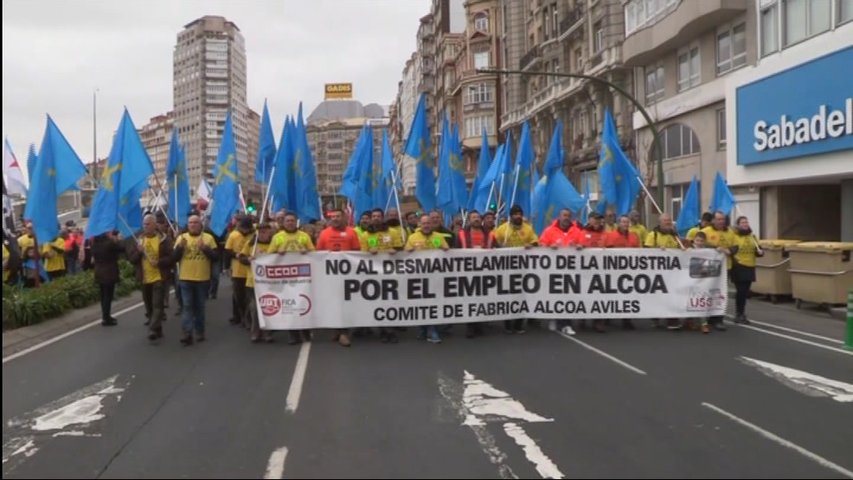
[2,290,144,358]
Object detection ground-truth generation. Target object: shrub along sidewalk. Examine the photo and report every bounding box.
[2,260,140,330]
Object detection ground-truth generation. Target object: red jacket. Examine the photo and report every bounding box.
[457,227,495,249]
[603,229,640,248]
[539,220,581,247]
[573,225,607,247]
[316,226,361,251]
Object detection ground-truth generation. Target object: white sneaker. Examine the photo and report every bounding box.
[561,325,576,336]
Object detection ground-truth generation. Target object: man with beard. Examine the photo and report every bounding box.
[539,208,582,336]
[429,210,456,248]
[456,210,495,338]
[270,212,315,345]
[385,208,406,244]
[362,209,402,343]
[317,208,362,347]
[573,212,608,333]
[493,205,538,334]
[482,211,497,233]
[240,221,276,343]
[405,214,450,343]
[604,215,641,331]
[628,210,648,246]
[645,213,684,330]
[404,211,420,236]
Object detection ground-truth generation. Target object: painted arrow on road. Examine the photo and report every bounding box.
[740,356,853,403]
[460,370,564,479]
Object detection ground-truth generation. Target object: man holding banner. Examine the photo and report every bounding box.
[317,208,361,347]
[270,212,315,345]
[405,214,449,343]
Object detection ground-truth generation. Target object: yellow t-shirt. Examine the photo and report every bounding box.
[493,222,538,248]
[732,232,760,268]
[41,237,66,272]
[225,230,251,279]
[141,235,162,284]
[701,226,737,269]
[686,226,702,241]
[644,229,681,248]
[3,244,9,282]
[361,228,403,252]
[18,234,35,253]
[629,224,648,245]
[270,230,315,253]
[605,224,618,232]
[405,231,449,251]
[242,238,271,289]
[176,232,217,282]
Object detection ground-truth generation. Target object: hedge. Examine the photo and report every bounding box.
[2,260,140,330]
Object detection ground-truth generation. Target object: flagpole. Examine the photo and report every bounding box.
[174,174,179,231]
[636,175,685,249]
[484,181,496,213]
[389,168,407,243]
[252,165,277,256]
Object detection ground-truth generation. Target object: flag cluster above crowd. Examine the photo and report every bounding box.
[2,93,742,250]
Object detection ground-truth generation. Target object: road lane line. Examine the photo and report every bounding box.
[264,446,288,479]
[285,341,311,414]
[740,356,853,402]
[2,301,147,364]
[701,402,853,478]
[725,317,844,344]
[734,324,853,357]
[556,332,647,375]
[503,422,565,479]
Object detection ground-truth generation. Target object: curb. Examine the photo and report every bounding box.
[2,290,145,359]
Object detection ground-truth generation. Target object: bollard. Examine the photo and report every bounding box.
[847,289,853,350]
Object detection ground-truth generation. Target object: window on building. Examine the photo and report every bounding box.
[784,0,831,47]
[552,4,559,37]
[464,116,496,138]
[575,47,584,72]
[544,6,551,39]
[669,183,696,221]
[645,64,665,104]
[474,51,490,69]
[474,12,489,32]
[717,108,727,150]
[465,83,493,104]
[594,22,605,53]
[657,124,701,160]
[761,1,780,56]
[717,23,746,75]
[841,0,853,24]
[677,45,700,92]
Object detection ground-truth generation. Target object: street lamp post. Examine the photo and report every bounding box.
[477,68,665,208]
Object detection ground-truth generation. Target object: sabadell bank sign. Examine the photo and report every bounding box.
[736,46,853,166]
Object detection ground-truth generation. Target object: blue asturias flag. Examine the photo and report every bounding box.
[373,129,393,211]
[436,117,468,218]
[676,176,700,237]
[580,176,592,225]
[271,116,296,214]
[477,131,513,213]
[27,115,87,243]
[598,109,641,216]
[86,109,155,238]
[340,124,367,200]
[534,124,583,234]
[209,112,240,237]
[255,99,276,184]
[166,129,191,228]
[405,94,436,212]
[467,128,491,212]
[542,120,564,177]
[512,121,535,215]
[709,172,736,217]
[353,127,375,218]
[295,102,321,222]
[473,143,501,213]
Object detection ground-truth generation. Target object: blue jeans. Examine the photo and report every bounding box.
[419,325,439,340]
[209,261,221,298]
[180,280,209,335]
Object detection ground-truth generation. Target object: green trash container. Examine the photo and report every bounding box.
[787,242,853,308]
[753,239,801,302]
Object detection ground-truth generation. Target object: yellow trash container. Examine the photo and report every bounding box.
[787,242,853,308]
[753,240,801,302]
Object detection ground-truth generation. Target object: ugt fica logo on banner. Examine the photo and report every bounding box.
[258,294,312,317]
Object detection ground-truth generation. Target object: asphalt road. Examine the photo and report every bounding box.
[3,279,852,479]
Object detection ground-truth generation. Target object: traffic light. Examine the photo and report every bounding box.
[246,200,256,214]
[489,202,497,211]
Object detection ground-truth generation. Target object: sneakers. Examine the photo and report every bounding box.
[180,333,193,345]
[515,328,526,335]
[338,334,351,347]
[102,318,117,327]
[734,314,751,325]
[713,322,727,331]
[701,324,710,334]
[560,325,576,336]
[667,319,683,331]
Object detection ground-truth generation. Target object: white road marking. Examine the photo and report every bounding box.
[726,316,844,344]
[2,376,129,471]
[503,422,565,479]
[2,301,147,364]
[556,331,647,375]
[460,371,564,479]
[285,341,311,414]
[264,446,288,479]
[740,356,853,402]
[702,402,853,478]
[735,324,853,357]
[437,374,517,479]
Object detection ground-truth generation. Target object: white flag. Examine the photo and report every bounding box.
[3,138,27,197]
[196,178,212,210]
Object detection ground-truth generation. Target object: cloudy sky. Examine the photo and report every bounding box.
[2,0,429,176]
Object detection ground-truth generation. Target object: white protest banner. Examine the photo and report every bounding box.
[252,248,728,330]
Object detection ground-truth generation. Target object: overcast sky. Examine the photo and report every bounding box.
[2,0,429,176]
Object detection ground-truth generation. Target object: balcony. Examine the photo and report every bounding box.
[623,0,746,66]
[519,46,541,71]
[558,5,585,40]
